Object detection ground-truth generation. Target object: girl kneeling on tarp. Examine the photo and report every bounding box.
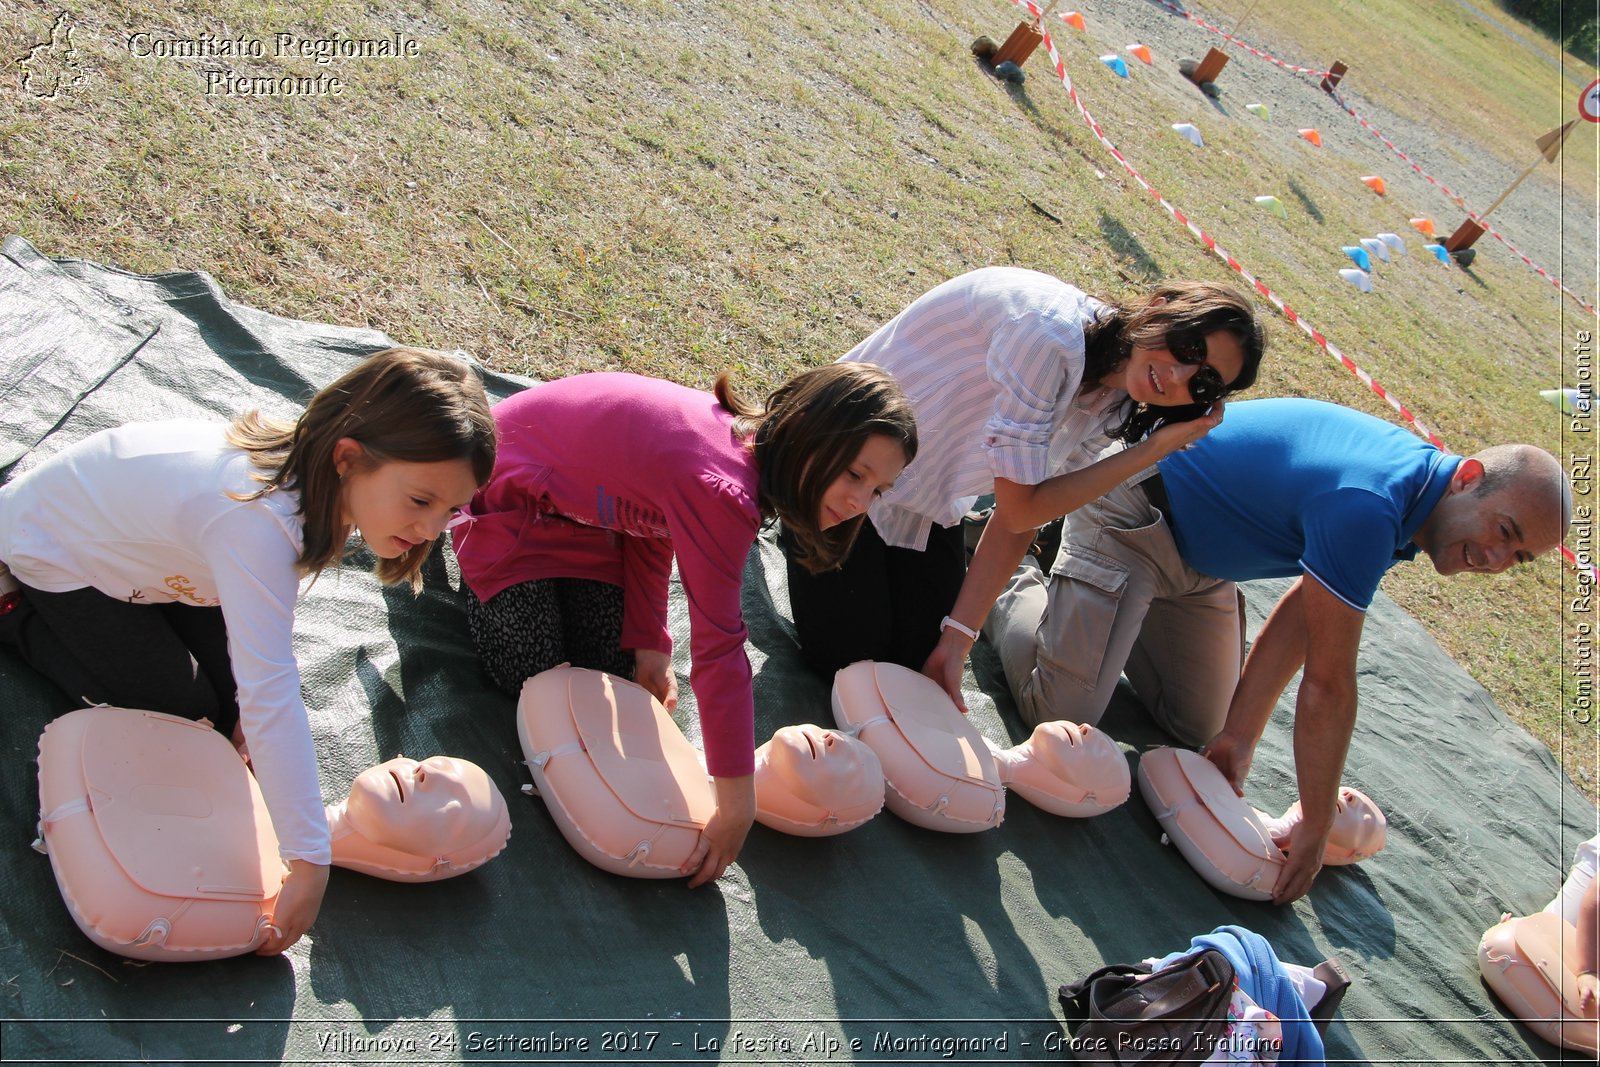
[453,365,916,887]
[0,347,497,953]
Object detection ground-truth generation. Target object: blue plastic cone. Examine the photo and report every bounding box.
[1100,55,1129,78]
[1423,243,1451,264]
[1376,233,1407,255]
[1342,246,1372,272]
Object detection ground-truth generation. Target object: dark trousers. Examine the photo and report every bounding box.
[0,583,239,739]
[464,577,634,696]
[784,518,967,678]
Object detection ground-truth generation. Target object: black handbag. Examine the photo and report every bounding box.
[1057,948,1235,1064]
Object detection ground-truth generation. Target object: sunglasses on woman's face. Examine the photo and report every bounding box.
[1165,329,1229,407]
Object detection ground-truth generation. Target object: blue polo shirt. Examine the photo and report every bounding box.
[1157,399,1459,611]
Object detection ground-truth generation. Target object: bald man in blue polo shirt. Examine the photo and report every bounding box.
[988,398,1570,903]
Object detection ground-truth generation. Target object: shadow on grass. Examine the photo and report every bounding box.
[1287,176,1325,223]
[1097,209,1165,283]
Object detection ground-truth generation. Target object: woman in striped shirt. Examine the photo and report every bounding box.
[783,266,1265,708]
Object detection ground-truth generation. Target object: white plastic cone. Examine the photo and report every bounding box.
[1360,237,1389,263]
[1171,122,1204,147]
[1376,233,1407,255]
[1338,268,1372,292]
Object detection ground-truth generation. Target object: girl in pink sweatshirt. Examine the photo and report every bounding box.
[454,364,915,885]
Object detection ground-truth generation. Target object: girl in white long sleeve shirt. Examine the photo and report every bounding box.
[0,347,496,954]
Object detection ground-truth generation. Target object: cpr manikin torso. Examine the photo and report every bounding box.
[1479,912,1600,1055]
[1478,837,1600,1056]
[830,661,1130,832]
[35,706,511,961]
[518,666,886,879]
[1136,746,1387,901]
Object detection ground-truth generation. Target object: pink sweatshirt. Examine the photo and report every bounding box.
[454,373,762,777]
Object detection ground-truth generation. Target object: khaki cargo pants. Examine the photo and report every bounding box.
[986,466,1243,747]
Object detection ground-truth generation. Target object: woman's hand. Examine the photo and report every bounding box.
[922,628,974,713]
[258,859,329,955]
[683,774,755,888]
[1145,399,1226,460]
[634,648,679,709]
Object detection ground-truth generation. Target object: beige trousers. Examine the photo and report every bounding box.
[986,467,1243,747]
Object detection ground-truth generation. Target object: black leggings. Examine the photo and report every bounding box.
[783,518,967,678]
[0,583,239,739]
[464,577,634,696]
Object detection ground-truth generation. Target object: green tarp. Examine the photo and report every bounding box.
[0,235,1591,1064]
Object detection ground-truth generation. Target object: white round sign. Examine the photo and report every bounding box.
[1582,77,1600,123]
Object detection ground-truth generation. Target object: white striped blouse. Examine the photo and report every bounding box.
[840,266,1127,550]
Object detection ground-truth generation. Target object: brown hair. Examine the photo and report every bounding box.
[716,362,917,573]
[228,347,497,590]
[1082,280,1267,442]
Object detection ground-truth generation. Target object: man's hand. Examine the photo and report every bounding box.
[635,648,679,709]
[1201,730,1254,797]
[683,775,755,888]
[1271,819,1328,905]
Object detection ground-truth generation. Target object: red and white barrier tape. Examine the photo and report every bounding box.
[1145,0,1328,79]
[1325,88,1599,319]
[1002,0,1593,577]
[1007,0,1442,448]
[1143,0,1598,318]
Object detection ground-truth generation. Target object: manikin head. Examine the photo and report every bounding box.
[990,721,1131,818]
[1269,787,1388,864]
[328,756,511,882]
[753,724,885,836]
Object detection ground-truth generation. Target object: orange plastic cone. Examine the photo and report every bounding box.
[1128,43,1153,64]
[1061,11,1086,31]
[1360,175,1386,196]
[1409,217,1435,237]
[1298,128,1322,147]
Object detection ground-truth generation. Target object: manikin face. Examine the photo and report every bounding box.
[762,725,882,809]
[335,440,479,559]
[345,756,502,856]
[1116,329,1247,408]
[818,434,908,530]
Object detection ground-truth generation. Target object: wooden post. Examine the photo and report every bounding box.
[992,20,1044,67]
[1188,47,1230,84]
[1320,61,1348,93]
[1443,218,1486,254]
[1442,122,1574,253]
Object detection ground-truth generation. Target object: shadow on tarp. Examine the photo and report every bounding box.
[0,235,1590,1065]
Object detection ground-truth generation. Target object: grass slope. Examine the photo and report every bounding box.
[2,0,1595,795]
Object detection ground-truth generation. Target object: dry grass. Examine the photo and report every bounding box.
[2,0,1594,794]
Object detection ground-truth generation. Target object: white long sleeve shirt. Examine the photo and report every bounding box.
[0,420,330,864]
